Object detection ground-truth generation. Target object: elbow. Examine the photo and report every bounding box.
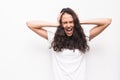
[26,21,35,29]
[26,21,31,28]
[103,18,112,28]
[26,20,40,29]
[106,18,112,25]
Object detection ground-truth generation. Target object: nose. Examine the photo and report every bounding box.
[67,23,70,27]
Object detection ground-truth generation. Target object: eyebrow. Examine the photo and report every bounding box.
[62,20,73,23]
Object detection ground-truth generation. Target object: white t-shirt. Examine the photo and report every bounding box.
[47,31,90,80]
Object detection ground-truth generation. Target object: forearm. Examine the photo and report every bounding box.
[80,18,112,26]
[26,20,59,29]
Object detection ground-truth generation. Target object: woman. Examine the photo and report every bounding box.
[26,8,112,80]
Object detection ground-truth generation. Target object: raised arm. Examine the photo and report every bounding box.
[80,18,112,41]
[26,20,59,40]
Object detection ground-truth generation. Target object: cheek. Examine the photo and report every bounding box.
[71,23,74,27]
[62,24,66,28]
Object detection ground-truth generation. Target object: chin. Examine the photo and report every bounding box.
[66,34,73,37]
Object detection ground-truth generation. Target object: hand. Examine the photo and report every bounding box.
[57,12,63,26]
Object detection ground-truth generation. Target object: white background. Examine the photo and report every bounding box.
[0,0,120,80]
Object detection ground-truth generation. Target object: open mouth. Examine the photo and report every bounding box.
[65,28,73,36]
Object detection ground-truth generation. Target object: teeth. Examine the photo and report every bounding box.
[67,28,72,31]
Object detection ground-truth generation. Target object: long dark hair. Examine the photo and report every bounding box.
[51,8,89,53]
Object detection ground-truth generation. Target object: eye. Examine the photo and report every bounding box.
[62,21,67,24]
[69,21,73,23]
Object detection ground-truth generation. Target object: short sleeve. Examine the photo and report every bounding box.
[47,30,55,47]
[83,29,90,48]
[84,29,90,41]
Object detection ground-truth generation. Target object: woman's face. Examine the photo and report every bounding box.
[61,13,74,37]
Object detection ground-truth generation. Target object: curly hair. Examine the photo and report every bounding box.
[51,8,89,53]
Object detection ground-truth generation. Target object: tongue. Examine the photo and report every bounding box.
[67,30,72,33]
[67,28,72,31]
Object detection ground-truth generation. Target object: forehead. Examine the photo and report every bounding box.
[61,13,73,22]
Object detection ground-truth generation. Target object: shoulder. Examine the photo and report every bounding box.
[83,28,90,41]
[47,30,55,43]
